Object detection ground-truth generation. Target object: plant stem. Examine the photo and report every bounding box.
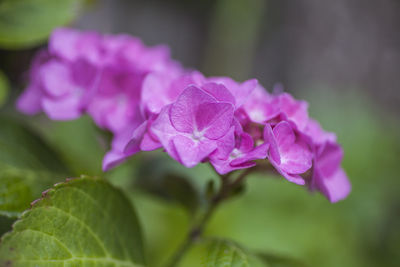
[164,168,254,267]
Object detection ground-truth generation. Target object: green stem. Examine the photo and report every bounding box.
[164,168,255,267]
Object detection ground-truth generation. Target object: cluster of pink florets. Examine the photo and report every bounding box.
[17,28,350,202]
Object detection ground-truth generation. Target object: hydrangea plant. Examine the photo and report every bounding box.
[0,28,351,267]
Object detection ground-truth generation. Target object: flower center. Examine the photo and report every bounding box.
[229,148,242,159]
[192,130,203,141]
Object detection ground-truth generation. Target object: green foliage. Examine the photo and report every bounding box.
[0,216,14,236]
[0,117,68,173]
[0,70,9,107]
[0,176,145,266]
[180,239,305,267]
[204,239,265,267]
[0,0,82,49]
[0,167,55,217]
[136,157,201,216]
[34,116,106,176]
[257,253,306,267]
[0,117,70,218]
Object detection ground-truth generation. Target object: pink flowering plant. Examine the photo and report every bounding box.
[0,28,350,267]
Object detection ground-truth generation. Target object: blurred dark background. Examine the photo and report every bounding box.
[73,0,400,114]
[0,1,399,267]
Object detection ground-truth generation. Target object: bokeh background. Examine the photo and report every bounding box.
[0,0,399,266]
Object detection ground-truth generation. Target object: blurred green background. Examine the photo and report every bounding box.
[0,0,399,266]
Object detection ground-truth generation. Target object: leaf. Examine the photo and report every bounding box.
[136,156,200,215]
[0,216,14,236]
[0,0,82,49]
[37,116,106,175]
[204,239,266,267]
[0,166,55,217]
[0,116,69,173]
[0,117,70,217]
[0,176,145,266]
[0,70,9,107]
[257,253,307,267]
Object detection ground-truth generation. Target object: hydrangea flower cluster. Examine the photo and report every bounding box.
[17,28,350,202]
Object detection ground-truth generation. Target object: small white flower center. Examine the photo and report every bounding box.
[192,130,203,141]
[229,148,242,159]
[250,110,265,122]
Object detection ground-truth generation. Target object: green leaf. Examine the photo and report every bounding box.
[0,70,9,107]
[0,216,14,236]
[36,116,106,175]
[205,239,266,267]
[257,253,307,267]
[0,166,55,218]
[0,117,70,217]
[0,176,145,266]
[136,157,200,215]
[0,0,82,49]
[0,116,69,173]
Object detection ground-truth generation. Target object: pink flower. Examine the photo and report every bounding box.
[207,76,258,108]
[39,59,97,120]
[210,129,268,174]
[242,87,308,131]
[241,84,280,124]
[151,86,235,167]
[49,28,102,64]
[141,71,204,116]
[17,27,182,133]
[264,121,313,185]
[16,51,50,115]
[17,27,350,202]
[304,119,337,145]
[310,142,351,202]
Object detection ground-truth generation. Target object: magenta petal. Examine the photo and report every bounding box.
[196,102,234,140]
[277,93,309,131]
[40,61,74,97]
[212,126,236,160]
[242,84,279,123]
[16,85,43,115]
[263,124,281,165]
[201,83,235,105]
[317,142,343,178]
[272,121,312,174]
[211,158,255,175]
[273,121,296,149]
[282,172,305,185]
[231,143,268,166]
[125,120,161,153]
[305,119,337,145]
[170,71,205,91]
[141,72,175,114]
[42,96,82,120]
[238,132,254,153]
[270,160,306,185]
[170,86,216,133]
[124,121,147,154]
[49,28,81,61]
[151,105,179,138]
[279,141,312,174]
[104,101,131,133]
[102,150,127,171]
[173,135,217,167]
[140,132,162,151]
[207,77,257,108]
[151,105,182,161]
[231,78,258,108]
[50,28,101,63]
[316,168,351,203]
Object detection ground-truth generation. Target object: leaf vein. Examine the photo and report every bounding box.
[35,205,110,258]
